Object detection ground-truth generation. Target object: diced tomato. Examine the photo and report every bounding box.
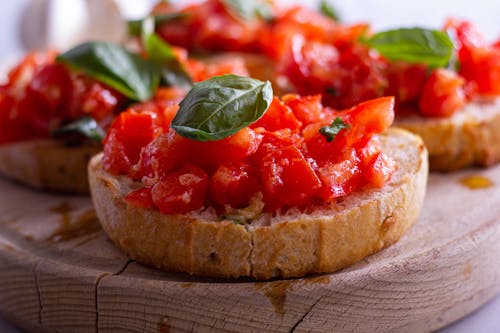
[270,6,336,43]
[17,63,73,136]
[419,69,466,117]
[279,36,340,96]
[445,18,500,95]
[251,96,301,132]
[103,107,170,175]
[261,6,367,59]
[363,152,395,188]
[134,135,196,179]
[358,137,382,167]
[330,45,388,108]
[186,57,250,83]
[303,97,393,163]
[26,63,72,115]
[134,126,260,182]
[124,187,155,209]
[134,130,190,182]
[283,94,325,126]
[16,91,52,138]
[113,111,161,165]
[459,46,500,95]
[4,51,56,93]
[151,165,209,214]
[340,96,394,146]
[156,0,265,53]
[279,36,388,109]
[186,127,262,169]
[259,145,321,208]
[302,120,342,163]
[209,162,260,208]
[102,129,132,174]
[0,94,25,143]
[385,62,428,104]
[252,128,304,162]
[317,149,361,200]
[154,87,187,105]
[78,82,123,121]
[444,18,485,50]
[159,104,179,131]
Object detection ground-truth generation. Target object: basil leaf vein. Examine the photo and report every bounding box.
[362,28,454,68]
[319,117,350,142]
[172,74,273,141]
[57,42,159,101]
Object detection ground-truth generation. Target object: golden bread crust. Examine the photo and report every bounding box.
[0,140,99,193]
[396,98,500,171]
[89,128,428,279]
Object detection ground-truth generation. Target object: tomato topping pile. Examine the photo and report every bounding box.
[153,0,500,118]
[153,0,266,53]
[0,44,250,145]
[104,94,396,215]
[0,51,125,144]
[445,19,500,96]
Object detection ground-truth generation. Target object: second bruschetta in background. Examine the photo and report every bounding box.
[0,34,252,192]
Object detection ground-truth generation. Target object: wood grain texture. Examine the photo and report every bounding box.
[0,164,499,333]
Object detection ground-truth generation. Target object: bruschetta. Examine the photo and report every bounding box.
[0,40,251,192]
[147,0,500,171]
[0,50,126,193]
[89,75,428,279]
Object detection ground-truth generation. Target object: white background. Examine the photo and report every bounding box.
[0,1,499,332]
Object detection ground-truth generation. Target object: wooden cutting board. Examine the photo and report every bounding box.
[0,164,499,333]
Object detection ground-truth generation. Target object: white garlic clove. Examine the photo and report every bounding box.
[20,0,89,51]
[19,0,141,52]
[84,0,127,44]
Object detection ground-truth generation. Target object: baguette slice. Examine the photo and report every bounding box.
[89,128,428,280]
[0,140,99,193]
[396,98,500,171]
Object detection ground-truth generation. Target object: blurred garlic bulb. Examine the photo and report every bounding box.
[19,0,152,51]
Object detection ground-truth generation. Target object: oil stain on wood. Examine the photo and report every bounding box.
[459,175,494,190]
[255,280,292,316]
[255,275,330,316]
[48,202,101,242]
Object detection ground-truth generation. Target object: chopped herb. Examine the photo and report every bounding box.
[319,117,350,142]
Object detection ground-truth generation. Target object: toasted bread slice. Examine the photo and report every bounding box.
[0,140,100,193]
[396,98,500,171]
[89,128,428,280]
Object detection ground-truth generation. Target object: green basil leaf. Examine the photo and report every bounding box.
[319,117,350,142]
[57,42,159,101]
[128,13,188,37]
[221,0,274,21]
[172,74,273,141]
[52,116,105,143]
[159,64,193,89]
[141,19,193,89]
[362,28,454,68]
[319,0,340,21]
